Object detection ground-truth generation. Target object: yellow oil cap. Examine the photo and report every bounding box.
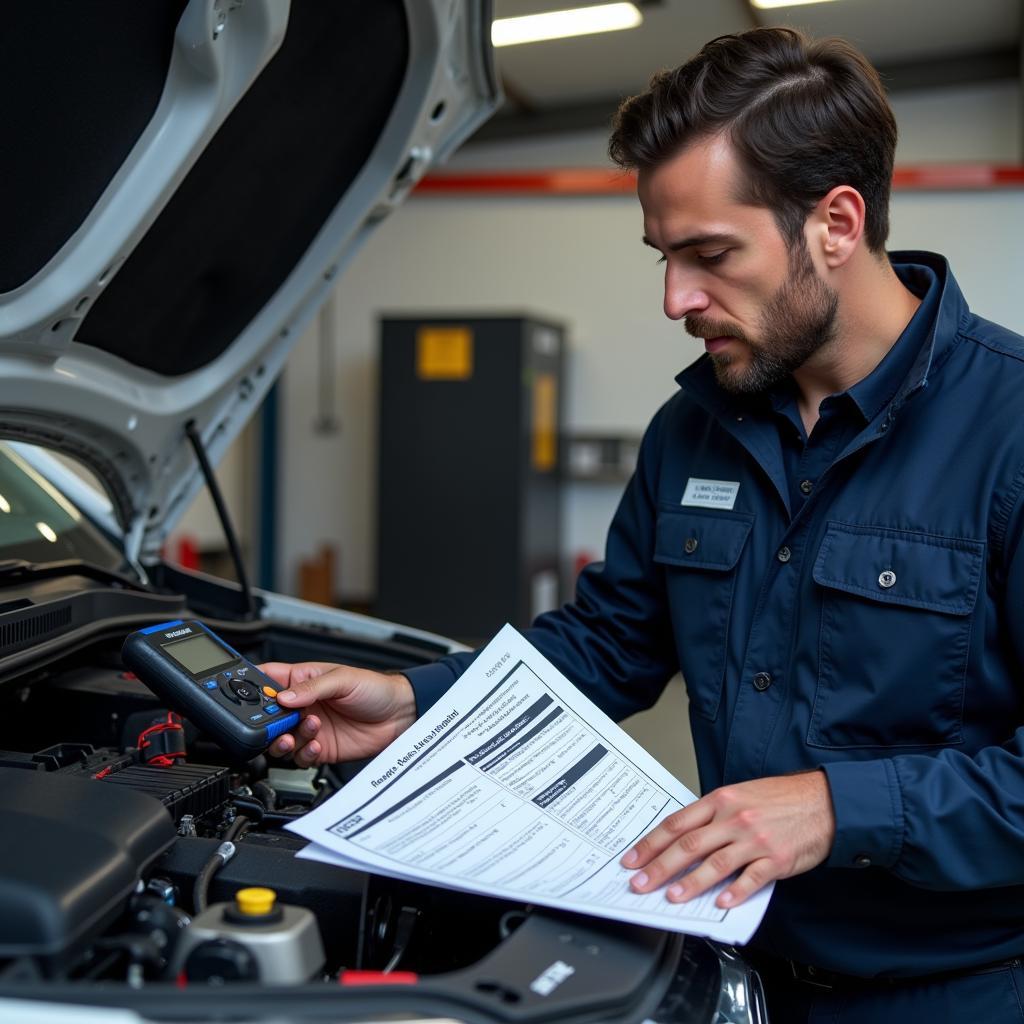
[235,887,277,916]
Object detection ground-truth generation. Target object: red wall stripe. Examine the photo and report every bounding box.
[415,166,1024,196]
[415,169,635,194]
[891,166,1024,188]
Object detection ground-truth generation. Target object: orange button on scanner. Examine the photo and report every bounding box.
[263,685,278,699]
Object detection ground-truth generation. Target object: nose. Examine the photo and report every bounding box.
[663,264,710,321]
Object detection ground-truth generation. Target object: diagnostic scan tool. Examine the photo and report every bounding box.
[122,620,300,760]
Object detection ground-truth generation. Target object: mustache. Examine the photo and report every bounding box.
[685,317,749,344]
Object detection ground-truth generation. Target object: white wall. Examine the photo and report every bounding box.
[166,79,1022,609]
[891,81,1020,163]
[278,79,1023,603]
[280,194,677,597]
[282,188,1024,599]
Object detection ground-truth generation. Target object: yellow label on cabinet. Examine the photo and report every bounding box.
[532,372,557,472]
[416,327,474,380]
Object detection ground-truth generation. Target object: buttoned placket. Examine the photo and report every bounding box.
[714,400,894,783]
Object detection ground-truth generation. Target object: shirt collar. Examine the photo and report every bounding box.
[840,260,939,424]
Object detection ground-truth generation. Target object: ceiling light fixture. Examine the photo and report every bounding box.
[35,522,57,543]
[750,0,839,9]
[492,3,642,48]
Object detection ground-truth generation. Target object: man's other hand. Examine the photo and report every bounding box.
[620,771,836,908]
[257,662,417,766]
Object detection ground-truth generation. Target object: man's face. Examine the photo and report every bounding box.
[638,135,838,394]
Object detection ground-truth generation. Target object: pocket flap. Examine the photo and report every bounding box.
[654,509,754,571]
[812,522,985,615]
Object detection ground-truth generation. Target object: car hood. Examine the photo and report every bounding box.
[0,0,498,563]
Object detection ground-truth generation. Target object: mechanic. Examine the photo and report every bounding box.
[262,28,1024,1022]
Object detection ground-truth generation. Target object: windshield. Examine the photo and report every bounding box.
[0,444,128,572]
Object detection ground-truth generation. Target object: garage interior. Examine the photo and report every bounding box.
[165,0,1023,792]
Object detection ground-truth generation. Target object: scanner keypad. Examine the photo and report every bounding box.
[208,666,284,716]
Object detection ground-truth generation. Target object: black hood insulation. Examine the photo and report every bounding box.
[76,0,409,376]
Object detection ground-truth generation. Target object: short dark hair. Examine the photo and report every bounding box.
[609,28,897,253]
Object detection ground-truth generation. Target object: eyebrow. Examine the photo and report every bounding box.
[642,231,739,252]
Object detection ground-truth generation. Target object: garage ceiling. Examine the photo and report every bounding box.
[479,0,1021,140]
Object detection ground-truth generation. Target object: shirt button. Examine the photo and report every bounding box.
[684,537,699,554]
[800,479,813,495]
[878,569,897,589]
[853,854,872,869]
[777,546,791,563]
[752,671,772,692]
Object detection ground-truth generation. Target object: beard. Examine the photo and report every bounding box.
[686,242,839,395]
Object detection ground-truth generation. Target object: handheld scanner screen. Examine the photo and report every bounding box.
[162,632,234,675]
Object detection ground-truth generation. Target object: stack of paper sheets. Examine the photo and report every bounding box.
[289,625,771,944]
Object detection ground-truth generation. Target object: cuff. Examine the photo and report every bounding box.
[403,653,475,715]
[821,758,905,871]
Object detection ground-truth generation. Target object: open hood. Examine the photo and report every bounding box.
[0,0,498,562]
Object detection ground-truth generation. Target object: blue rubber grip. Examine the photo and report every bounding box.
[266,712,300,741]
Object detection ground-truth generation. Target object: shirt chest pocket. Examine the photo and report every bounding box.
[809,522,985,749]
[653,508,754,721]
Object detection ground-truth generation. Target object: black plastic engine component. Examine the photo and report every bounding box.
[0,740,230,825]
[435,910,680,1018]
[94,761,230,823]
[123,894,191,977]
[3,666,163,752]
[183,938,260,984]
[0,767,175,969]
[360,874,524,975]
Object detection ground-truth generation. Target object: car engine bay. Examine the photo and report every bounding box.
[0,573,741,1022]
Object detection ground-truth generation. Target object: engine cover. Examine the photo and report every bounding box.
[0,767,175,967]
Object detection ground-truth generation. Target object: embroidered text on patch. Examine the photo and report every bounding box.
[681,478,740,510]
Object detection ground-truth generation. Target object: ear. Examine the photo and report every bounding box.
[807,186,865,269]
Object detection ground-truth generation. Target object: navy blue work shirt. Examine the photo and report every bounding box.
[405,252,1024,979]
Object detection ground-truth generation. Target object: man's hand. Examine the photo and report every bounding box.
[257,662,417,766]
[621,771,835,908]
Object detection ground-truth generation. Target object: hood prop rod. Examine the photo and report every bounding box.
[185,420,256,620]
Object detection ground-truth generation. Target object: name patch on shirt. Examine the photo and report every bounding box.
[681,478,740,510]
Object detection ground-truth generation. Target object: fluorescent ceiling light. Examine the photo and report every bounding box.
[492,3,642,47]
[751,0,838,8]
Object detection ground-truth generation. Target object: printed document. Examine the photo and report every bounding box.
[288,624,772,944]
